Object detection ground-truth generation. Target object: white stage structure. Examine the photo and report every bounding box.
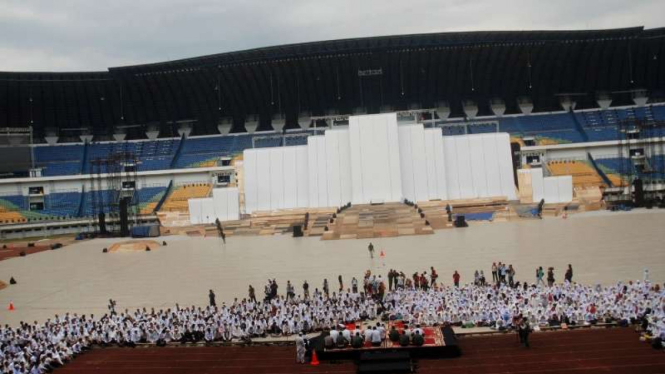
[517,168,573,204]
[188,187,240,224]
[349,113,403,204]
[244,146,309,212]
[242,113,518,214]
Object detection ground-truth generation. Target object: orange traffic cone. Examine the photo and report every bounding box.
[8,301,14,311]
[310,350,320,366]
[380,250,385,258]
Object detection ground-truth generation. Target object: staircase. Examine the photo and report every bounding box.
[587,153,613,187]
[569,111,589,142]
[154,181,173,212]
[80,141,89,174]
[322,203,433,240]
[76,187,85,217]
[169,135,186,169]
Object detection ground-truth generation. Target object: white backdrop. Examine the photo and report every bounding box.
[424,128,448,200]
[443,133,516,200]
[244,146,309,212]
[399,124,429,202]
[531,168,545,202]
[518,168,572,204]
[349,113,403,204]
[399,125,449,202]
[188,197,215,224]
[188,188,240,224]
[325,129,353,207]
[212,187,240,222]
[307,136,328,208]
[242,113,521,214]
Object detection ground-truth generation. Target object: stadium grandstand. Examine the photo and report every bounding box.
[0,26,664,235]
[1,21,665,374]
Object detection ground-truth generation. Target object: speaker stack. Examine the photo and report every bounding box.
[633,179,644,207]
[454,215,468,228]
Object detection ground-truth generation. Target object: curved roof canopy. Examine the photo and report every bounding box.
[1,27,664,139]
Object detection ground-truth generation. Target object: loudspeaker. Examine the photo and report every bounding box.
[633,179,644,207]
[293,225,303,237]
[119,197,130,237]
[454,215,468,228]
[98,212,107,235]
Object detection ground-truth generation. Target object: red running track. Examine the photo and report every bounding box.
[55,328,665,374]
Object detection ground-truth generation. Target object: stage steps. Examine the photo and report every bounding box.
[322,202,433,240]
[219,207,335,237]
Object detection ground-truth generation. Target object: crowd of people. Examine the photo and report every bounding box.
[2,264,664,373]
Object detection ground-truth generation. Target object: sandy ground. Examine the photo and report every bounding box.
[0,208,664,327]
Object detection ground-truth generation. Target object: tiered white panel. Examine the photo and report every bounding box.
[518,168,572,204]
[242,113,521,214]
[349,113,402,204]
[243,146,309,212]
[325,128,352,207]
[212,187,240,221]
[188,188,239,225]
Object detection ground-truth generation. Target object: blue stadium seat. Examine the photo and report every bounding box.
[498,112,585,143]
[652,105,665,121]
[595,158,634,175]
[34,145,84,176]
[41,192,80,217]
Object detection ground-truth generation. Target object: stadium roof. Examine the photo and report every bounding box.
[1,27,664,139]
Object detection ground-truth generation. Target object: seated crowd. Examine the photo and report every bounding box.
[1,268,664,373]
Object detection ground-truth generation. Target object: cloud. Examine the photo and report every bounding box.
[0,0,662,71]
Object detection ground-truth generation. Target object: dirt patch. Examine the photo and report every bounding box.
[108,240,161,253]
[0,245,51,261]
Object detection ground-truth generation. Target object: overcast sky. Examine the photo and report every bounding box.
[1,0,663,72]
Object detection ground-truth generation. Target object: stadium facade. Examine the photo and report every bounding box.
[1,27,665,237]
[1,27,664,140]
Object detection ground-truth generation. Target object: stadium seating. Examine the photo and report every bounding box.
[441,126,466,136]
[467,123,497,134]
[134,186,168,214]
[547,160,608,188]
[0,195,27,224]
[80,190,117,217]
[84,139,181,173]
[20,104,665,179]
[172,136,237,169]
[160,183,212,212]
[34,145,84,176]
[284,133,310,146]
[253,137,283,148]
[499,113,584,144]
[41,192,81,217]
[653,105,665,121]
[595,157,634,176]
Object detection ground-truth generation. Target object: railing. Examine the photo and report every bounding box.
[154,180,173,212]
[587,153,613,187]
[169,134,186,169]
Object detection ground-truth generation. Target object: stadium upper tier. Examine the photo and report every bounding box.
[1,27,664,139]
[26,104,665,176]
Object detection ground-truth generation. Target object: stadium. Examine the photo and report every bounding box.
[1,25,665,374]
